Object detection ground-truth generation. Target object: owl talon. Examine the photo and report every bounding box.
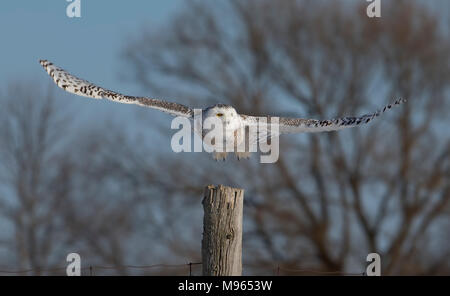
[213,152,228,161]
[235,152,251,160]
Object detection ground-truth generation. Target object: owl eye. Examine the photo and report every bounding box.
[216,113,224,117]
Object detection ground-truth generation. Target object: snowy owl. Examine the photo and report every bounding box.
[39,59,406,161]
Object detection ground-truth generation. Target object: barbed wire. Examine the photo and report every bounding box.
[0,262,363,276]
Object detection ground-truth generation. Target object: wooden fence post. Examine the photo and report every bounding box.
[202,184,244,276]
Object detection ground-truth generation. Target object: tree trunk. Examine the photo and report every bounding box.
[202,184,244,276]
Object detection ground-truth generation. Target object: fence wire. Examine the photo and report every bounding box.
[0,262,364,276]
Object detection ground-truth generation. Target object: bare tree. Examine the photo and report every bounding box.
[0,84,180,275]
[0,83,74,274]
[122,0,450,275]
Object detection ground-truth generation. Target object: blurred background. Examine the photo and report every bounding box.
[0,0,449,275]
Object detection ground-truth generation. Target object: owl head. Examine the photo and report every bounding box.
[203,104,240,130]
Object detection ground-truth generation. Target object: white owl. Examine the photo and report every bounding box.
[39,60,406,160]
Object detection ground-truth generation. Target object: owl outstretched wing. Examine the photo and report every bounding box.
[39,60,193,118]
[240,98,406,143]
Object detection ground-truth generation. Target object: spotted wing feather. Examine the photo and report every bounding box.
[39,60,193,118]
[277,98,406,133]
[240,98,406,142]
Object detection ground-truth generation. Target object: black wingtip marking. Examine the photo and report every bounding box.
[39,59,54,68]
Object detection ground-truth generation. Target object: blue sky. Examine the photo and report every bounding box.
[1,1,446,104]
[0,0,185,132]
[1,0,447,91]
[0,0,447,137]
[0,1,181,86]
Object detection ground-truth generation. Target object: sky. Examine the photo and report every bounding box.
[0,0,447,89]
[0,0,184,131]
[0,1,181,86]
[0,0,447,138]
[0,1,447,110]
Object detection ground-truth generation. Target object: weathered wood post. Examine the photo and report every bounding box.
[202,184,244,276]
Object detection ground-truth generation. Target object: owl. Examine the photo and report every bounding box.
[39,59,405,161]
